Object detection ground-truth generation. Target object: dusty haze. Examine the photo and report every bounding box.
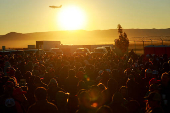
[0,29,170,48]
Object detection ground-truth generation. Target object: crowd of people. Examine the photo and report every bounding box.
[0,49,170,113]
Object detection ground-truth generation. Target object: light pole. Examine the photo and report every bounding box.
[150,39,152,45]
[160,38,163,45]
[142,37,145,48]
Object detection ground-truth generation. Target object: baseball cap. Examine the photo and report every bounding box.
[144,92,161,101]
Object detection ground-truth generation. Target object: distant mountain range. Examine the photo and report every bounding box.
[0,29,170,48]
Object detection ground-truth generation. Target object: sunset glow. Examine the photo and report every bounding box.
[57,6,86,30]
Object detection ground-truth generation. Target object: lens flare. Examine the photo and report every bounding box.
[91,103,98,108]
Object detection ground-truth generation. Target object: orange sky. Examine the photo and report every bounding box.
[0,0,170,35]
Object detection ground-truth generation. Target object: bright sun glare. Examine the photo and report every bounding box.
[57,6,86,30]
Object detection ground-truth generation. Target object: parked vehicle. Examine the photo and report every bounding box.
[91,47,108,57]
[6,49,24,55]
[49,48,63,56]
[24,49,45,56]
[73,48,91,56]
[102,46,113,54]
[0,50,24,56]
[0,51,10,56]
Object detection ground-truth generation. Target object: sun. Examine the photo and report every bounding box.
[57,6,86,30]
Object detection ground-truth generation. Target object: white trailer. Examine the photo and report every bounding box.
[36,41,61,51]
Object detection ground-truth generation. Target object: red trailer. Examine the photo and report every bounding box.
[155,45,167,57]
[144,45,155,56]
[166,46,170,57]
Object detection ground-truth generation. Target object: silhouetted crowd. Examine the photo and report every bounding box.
[0,50,170,113]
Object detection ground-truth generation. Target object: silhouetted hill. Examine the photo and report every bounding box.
[0,29,170,48]
[123,29,170,39]
[0,32,29,41]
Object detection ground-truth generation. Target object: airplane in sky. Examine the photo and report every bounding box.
[49,5,62,8]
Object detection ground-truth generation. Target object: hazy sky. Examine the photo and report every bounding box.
[0,0,170,35]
